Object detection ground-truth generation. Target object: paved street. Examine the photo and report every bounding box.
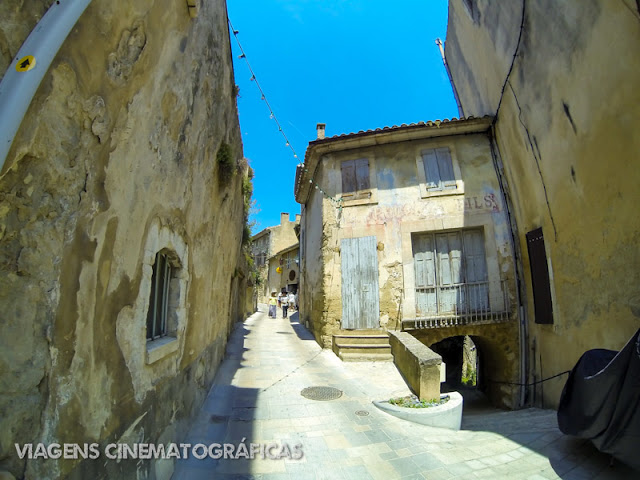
[173,309,637,480]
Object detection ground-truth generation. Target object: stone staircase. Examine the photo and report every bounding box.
[331,330,393,362]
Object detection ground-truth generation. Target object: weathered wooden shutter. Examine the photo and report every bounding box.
[413,234,437,315]
[463,230,489,311]
[355,158,370,191]
[526,227,554,324]
[462,230,488,283]
[341,236,380,329]
[422,150,441,189]
[436,233,463,313]
[435,147,457,188]
[341,160,356,195]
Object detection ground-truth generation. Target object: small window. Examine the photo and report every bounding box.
[147,252,173,341]
[526,228,554,324]
[341,158,370,199]
[422,147,457,191]
[255,252,266,267]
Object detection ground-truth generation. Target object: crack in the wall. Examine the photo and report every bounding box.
[562,102,577,134]
[492,0,527,127]
[507,82,558,241]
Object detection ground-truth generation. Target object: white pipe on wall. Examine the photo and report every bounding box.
[0,0,93,173]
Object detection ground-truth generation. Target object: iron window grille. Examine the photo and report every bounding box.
[147,252,172,341]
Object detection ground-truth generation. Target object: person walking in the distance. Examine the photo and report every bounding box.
[268,291,278,318]
[288,291,296,313]
[280,288,289,318]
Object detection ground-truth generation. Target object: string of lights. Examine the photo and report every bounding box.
[228,19,343,208]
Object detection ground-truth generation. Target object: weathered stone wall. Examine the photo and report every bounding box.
[299,170,326,345]
[446,0,640,408]
[0,0,247,478]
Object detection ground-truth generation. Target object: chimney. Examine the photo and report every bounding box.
[280,212,289,225]
[316,123,326,140]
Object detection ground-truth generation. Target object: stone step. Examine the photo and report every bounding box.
[333,343,392,355]
[332,334,390,345]
[339,352,394,362]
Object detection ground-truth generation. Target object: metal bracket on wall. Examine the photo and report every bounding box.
[0,0,94,173]
[186,0,199,18]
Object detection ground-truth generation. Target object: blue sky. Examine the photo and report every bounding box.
[227,1,458,232]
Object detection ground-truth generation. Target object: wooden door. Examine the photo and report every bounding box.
[341,236,380,329]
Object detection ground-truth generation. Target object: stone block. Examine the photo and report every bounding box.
[388,330,442,401]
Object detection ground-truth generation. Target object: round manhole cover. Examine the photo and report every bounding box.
[300,386,343,401]
[355,410,370,417]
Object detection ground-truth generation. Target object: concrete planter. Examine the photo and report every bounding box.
[372,391,463,430]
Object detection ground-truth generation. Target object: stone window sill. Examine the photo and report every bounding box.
[146,336,179,364]
[419,185,464,199]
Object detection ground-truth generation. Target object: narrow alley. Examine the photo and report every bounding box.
[172,309,636,480]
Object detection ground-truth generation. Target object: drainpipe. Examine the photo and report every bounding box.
[0,0,94,172]
[435,38,464,118]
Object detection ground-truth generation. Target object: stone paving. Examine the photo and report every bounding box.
[172,309,637,480]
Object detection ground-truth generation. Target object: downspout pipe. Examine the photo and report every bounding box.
[0,0,93,173]
[435,38,464,119]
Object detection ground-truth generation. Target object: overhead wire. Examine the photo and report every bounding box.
[228,19,343,208]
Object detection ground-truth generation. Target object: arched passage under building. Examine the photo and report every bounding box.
[410,322,520,409]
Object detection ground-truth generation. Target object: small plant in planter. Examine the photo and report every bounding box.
[388,394,450,409]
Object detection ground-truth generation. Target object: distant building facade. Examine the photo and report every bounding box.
[295,119,522,407]
[251,213,300,302]
[269,244,300,295]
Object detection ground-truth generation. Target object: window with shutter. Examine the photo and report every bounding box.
[526,228,554,324]
[341,158,370,199]
[413,228,489,317]
[422,147,457,191]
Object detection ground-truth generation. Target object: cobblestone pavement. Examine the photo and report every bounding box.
[173,310,637,480]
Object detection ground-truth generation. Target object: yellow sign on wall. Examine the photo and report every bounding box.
[16,55,36,72]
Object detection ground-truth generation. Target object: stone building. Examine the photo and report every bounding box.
[251,212,300,303]
[269,243,300,296]
[0,1,249,478]
[445,0,640,408]
[295,119,522,408]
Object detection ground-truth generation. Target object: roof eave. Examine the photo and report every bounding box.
[294,116,493,205]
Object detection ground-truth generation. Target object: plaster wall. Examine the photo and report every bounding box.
[268,214,299,256]
[446,0,640,408]
[0,0,247,478]
[269,246,299,295]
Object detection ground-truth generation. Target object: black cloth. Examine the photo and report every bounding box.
[557,328,640,470]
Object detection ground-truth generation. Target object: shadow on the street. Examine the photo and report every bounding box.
[288,311,315,341]
[458,387,638,478]
[173,322,261,478]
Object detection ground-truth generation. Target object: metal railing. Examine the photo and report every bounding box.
[403,280,512,330]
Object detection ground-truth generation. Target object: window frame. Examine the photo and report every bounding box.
[341,158,371,200]
[526,227,554,324]
[415,145,464,199]
[412,228,490,317]
[143,245,185,365]
[146,252,172,341]
[336,152,378,207]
